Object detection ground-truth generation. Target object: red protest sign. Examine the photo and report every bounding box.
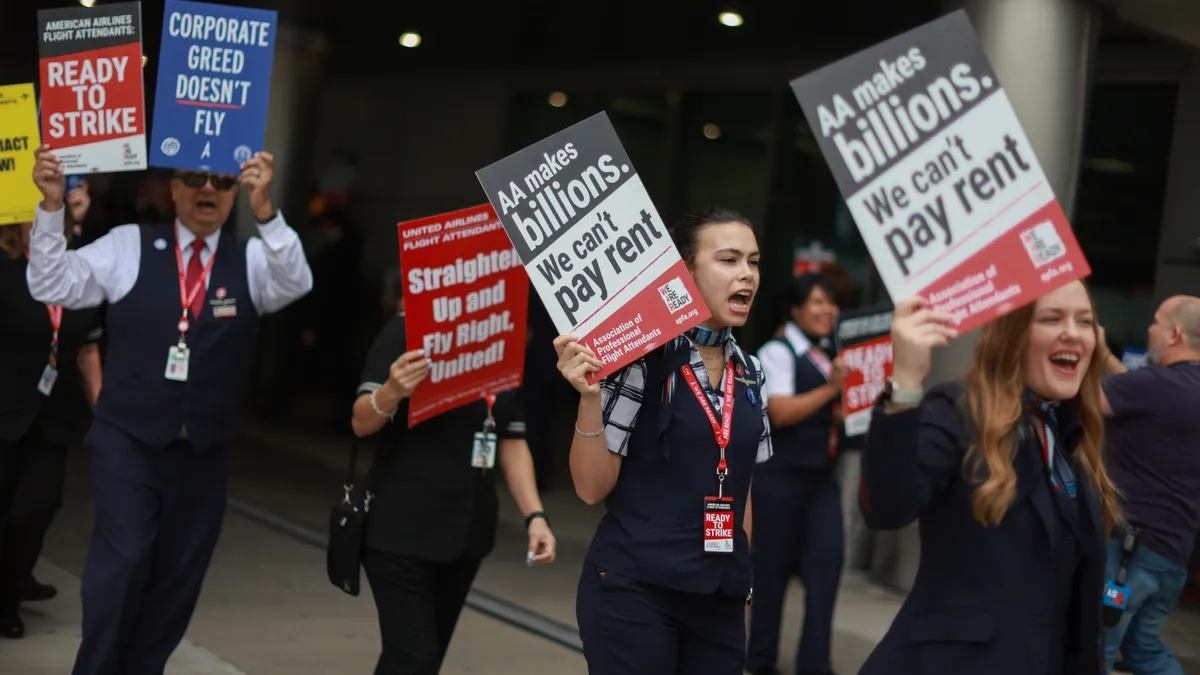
[37,2,147,174]
[398,204,529,427]
[835,307,894,438]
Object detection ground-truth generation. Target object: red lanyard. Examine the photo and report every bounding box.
[175,239,216,335]
[679,360,736,493]
[484,394,497,430]
[25,251,63,362]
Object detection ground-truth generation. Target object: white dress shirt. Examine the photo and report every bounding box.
[26,204,313,314]
[757,322,816,401]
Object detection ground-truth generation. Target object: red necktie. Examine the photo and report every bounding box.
[185,240,207,318]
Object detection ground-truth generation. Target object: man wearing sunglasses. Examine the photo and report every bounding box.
[25,144,313,675]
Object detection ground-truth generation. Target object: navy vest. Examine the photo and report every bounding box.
[585,342,764,597]
[94,224,260,450]
[766,338,837,469]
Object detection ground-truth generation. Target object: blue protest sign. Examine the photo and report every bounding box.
[148,0,276,175]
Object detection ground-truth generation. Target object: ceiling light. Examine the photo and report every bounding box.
[80,0,97,7]
[399,32,422,48]
[718,11,743,27]
[548,92,568,107]
[703,123,721,140]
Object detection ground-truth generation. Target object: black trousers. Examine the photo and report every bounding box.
[0,425,67,615]
[73,420,228,675]
[363,547,483,675]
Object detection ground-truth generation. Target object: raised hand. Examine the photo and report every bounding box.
[239,151,275,221]
[890,296,958,391]
[553,334,603,396]
[32,145,65,211]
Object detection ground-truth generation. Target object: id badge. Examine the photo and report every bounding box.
[703,497,735,553]
[165,345,190,382]
[471,431,497,469]
[37,364,58,396]
[1104,579,1130,611]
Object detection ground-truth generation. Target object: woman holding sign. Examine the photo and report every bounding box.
[351,311,557,675]
[857,281,1118,675]
[554,206,771,675]
[746,272,849,675]
[0,214,102,639]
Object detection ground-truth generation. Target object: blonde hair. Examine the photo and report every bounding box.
[963,289,1121,533]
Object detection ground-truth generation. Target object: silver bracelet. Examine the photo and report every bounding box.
[575,422,603,438]
[369,388,396,421]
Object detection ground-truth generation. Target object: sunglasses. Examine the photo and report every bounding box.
[176,172,237,191]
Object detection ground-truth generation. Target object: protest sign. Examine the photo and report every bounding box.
[835,305,894,439]
[476,112,707,381]
[399,204,529,427]
[149,0,276,174]
[0,84,43,226]
[791,10,1090,334]
[38,2,146,174]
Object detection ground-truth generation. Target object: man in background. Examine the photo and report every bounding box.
[1099,296,1200,675]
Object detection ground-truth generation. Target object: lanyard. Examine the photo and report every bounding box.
[484,394,497,432]
[679,360,736,497]
[25,251,63,364]
[174,239,216,337]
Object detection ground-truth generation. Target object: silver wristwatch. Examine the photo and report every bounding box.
[882,377,923,406]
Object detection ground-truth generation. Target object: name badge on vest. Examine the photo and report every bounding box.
[703,497,735,553]
[471,431,497,469]
[211,289,237,319]
[37,364,58,396]
[165,344,190,382]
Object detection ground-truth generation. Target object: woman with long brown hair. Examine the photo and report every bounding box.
[857,280,1121,675]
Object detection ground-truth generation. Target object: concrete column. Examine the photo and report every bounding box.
[233,24,329,239]
[870,0,1101,593]
[237,24,328,409]
[1154,53,1200,301]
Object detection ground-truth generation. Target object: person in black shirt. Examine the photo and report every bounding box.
[351,313,557,674]
[0,217,103,639]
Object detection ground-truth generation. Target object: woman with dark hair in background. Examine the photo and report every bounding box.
[858,281,1120,675]
[746,272,849,675]
[556,206,771,675]
[0,204,103,639]
[350,310,557,674]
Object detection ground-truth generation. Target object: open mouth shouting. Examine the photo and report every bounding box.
[194,197,219,219]
[729,290,754,316]
[1048,350,1081,377]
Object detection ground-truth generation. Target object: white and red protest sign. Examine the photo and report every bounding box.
[476,112,708,381]
[791,10,1090,334]
[399,204,529,427]
[38,1,147,174]
[835,306,894,439]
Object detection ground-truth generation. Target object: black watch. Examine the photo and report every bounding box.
[525,511,548,530]
[255,209,278,225]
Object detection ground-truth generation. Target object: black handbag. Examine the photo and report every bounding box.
[327,436,373,596]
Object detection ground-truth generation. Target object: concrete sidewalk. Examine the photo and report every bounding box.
[0,559,247,675]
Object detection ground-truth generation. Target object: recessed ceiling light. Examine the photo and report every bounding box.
[80,0,97,6]
[548,92,568,107]
[703,123,721,140]
[399,32,422,48]
[718,11,743,27]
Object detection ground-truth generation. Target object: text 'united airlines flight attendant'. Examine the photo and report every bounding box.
[554,206,771,675]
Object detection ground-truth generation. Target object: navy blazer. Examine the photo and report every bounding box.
[857,381,1105,675]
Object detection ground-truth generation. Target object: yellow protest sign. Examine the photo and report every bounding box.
[0,83,43,226]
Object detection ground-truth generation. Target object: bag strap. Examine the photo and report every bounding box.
[341,436,361,506]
